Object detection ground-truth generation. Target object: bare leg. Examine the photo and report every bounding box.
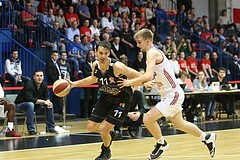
[169,111,202,137]
[4,102,15,122]
[143,107,164,140]
[87,120,114,147]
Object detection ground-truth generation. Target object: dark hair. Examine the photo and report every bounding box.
[218,67,226,72]
[52,50,58,54]
[74,34,79,39]
[11,49,18,54]
[96,41,111,51]
[34,69,44,75]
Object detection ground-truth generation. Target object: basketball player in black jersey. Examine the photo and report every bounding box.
[68,41,141,160]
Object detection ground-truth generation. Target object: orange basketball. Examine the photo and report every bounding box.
[53,79,71,97]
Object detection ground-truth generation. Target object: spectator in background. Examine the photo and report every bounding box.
[217,9,239,33]
[76,0,91,26]
[42,21,66,52]
[101,0,113,14]
[58,52,71,80]
[111,35,125,60]
[55,8,68,34]
[187,7,195,20]
[182,13,194,33]
[67,34,82,79]
[177,36,192,57]
[198,52,213,80]
[129,11,139,31]
[155,3,168,33]
[200,24,213,53]
[145,2,155,25]
[80,19,92,43]
[43,8,55,27]
[15,70,57,135]
[118,0,130,15]
[169,26,181,46]
[186,51,198,80]
[111,10,123,32]
[65,6,79,27]
[162,36,177,59]
[202,15,209,27]
[89,19,100,39]
[193,17,203,36]
[101,11,115,32]
[4,50,31,87]
[37,0,53,15]
[89,0,102,20]
[79,35,92,66]
[178,51,189,75]
[133,51,146,72]
[210,67,237,117]
[45,51,62,114]
[81,53,98,118]
[210,52,220,76]
[149,24,162,50]
[139,12,147,29]
[91,33,101,51]
[169,52,180,77]
[66,20,80,41]
[193,71,217,121]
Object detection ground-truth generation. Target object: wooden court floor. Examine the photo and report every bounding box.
[0,120,240,160]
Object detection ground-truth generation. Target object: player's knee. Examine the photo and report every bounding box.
[87,122,97,132]
[143,114,152,125]
[8,102,16,111]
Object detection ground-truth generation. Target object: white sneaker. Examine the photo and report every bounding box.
[202,133,216,157]
[54,126,70,134]
[148,140,169,160]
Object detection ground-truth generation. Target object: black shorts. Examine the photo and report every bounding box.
[89,96,130,128]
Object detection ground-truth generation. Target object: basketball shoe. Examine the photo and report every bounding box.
[95,144,111,160]
[148,140,169,160]
[202,133,216,157]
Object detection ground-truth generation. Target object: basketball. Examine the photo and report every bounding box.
[53,79,71,97]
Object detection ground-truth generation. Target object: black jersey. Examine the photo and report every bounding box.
[94,58,133,103]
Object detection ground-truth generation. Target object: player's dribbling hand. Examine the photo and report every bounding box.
[143,81,154,90]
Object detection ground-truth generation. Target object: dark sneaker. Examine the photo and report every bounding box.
[29,131,38,135]
[111,130,122,140]
[6,129,22,137]
[202,133,216,157]
[95,144,111,160]
[127,128,137,138]
[47,129,58,134]
[148,140,169,160]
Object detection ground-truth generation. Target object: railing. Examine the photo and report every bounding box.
[0,30,46,78]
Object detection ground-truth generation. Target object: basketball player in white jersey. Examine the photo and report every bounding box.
[118,29,216,160]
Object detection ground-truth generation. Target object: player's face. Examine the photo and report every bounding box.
[34,71,44,85]
[96,46,110,64]
[136,37,147,52]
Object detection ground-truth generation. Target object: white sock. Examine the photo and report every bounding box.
[200,132,206,141]
[8,122,14,131]
[156,137,165,144]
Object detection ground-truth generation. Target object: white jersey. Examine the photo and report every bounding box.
[148,47,184,97]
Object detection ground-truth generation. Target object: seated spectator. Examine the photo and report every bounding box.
[101,0,113,15]
[186,51,198,80]
[193,71,217,121]
[114,87,145,138]
[66,21,80,42]
[0,84,22,137]
[65,6,79,27]
[76,0,91,26]
[182,13,194,33]
[89,0,103,20]
[200,24,213,53]
[37,0,53,15]
[177,36,192,57]
[129,11,139,31]
[149,24,162,50]
[169,26,181,46]
[80,19,92,43]
[202,15,209,28]
[4,50,31,87]
[91,33,101,51]
[169,52,180,77]
[89,19,101,39]
[42,21,66,52]
[55,8,68,34]
[217,9,239,33]
[111,10,123,32]
[162,36,177,59]
[133,51,146,72]
[139,12,148,29]
[43,8,55,27]
[210,52,220,76]
[198,52,214,80]
[15,70,57,135]
[178,52,189,75]
[145,2,155,25]
[67,34,82,78]
[101,11,115,32]
[119,0,130,15]
[79,35,92,63]
[111,35,125,60]
[210,67,237,117]
[193,17,203,36]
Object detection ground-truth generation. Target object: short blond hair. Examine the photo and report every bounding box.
[134,29,154,41]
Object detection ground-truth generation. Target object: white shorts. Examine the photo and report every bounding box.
[155,91,184,117]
